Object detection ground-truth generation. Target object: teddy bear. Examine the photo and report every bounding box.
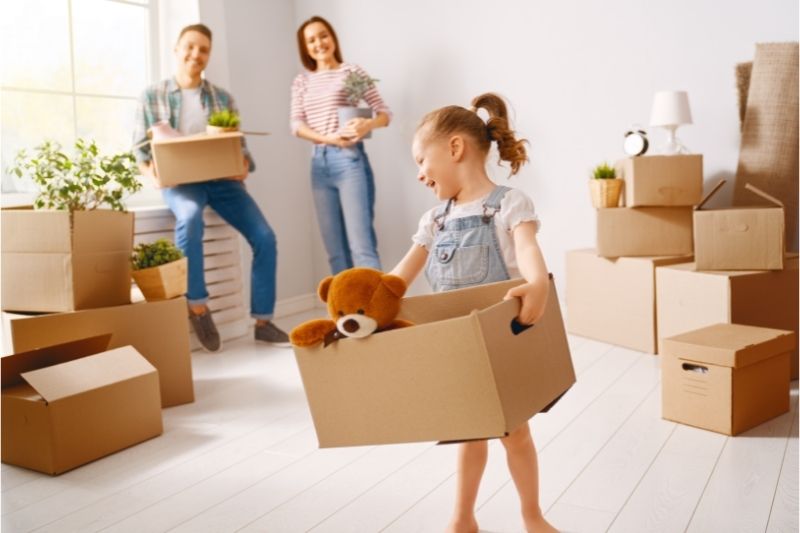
[290,267,414,347]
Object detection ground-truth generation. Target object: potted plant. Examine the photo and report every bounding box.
[338,70,379,139]
[207,109,241,134]
[131,238,188,301]
[3,139,141,312]
[589,162,623,208]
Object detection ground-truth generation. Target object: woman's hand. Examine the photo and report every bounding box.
[324,133,356,148]
[339,117,373,141]
[504,281,547,325]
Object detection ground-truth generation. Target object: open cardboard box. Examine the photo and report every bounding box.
[1,335,163,474]
[151,132,246,187]
[1,208,134,313]
[596,207,694,258]
[617,154,703,207]
[694,180,785,270]
[294,276,576,448]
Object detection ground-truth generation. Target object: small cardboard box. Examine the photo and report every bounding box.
[293,277,576,447]
[566,249,692,353]
[1,335,163,474]
[656,256,799,379]
[1,208,134,313]
[694,180,785,271]
[661,323,793,435]
[596,207,694,258]
[618,154,703,207]
[3,297,194,407]
[151,132,245,187]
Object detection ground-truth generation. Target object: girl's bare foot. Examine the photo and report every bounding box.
[445,516,479,533]
[524,513,559,532]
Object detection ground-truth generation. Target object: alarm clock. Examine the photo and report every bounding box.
[623,128,649,156]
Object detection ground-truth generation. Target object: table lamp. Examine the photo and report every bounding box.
[649,90,693,155]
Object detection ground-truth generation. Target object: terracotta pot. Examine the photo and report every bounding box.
[132,257,188,301]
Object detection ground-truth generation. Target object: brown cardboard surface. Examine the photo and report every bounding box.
[152,132,245,187]
[596,207,694,258]
[661,324,791,435]
[294,277,575,447]
[656,256,799,378]
[1,209,134,312]
[618,154,703,207]
[4,297,194,407]
[565,249,692,353]
[2,341,163,474]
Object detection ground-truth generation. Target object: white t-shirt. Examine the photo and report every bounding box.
[178,88,207,135]
[412,187,540,279]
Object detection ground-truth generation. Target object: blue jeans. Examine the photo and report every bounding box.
[311,143,381,274]
[162,180,278,319]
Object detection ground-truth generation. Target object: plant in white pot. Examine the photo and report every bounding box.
[338,70,379,139]
[589,162,623,208]
[207,109,240,134]
[131,238,187,301]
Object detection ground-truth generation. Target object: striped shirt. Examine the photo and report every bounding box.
[290,63,391,137]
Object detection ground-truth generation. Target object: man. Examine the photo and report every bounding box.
[133,23,289,351]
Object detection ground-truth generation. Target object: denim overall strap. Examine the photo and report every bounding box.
[424,185,512,292]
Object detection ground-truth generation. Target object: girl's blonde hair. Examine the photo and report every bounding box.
[417,93,529,175]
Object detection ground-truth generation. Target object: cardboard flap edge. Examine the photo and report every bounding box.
[745,183,784,208]
[695,179,726,211]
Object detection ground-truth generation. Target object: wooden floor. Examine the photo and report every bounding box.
[2,312,798,533]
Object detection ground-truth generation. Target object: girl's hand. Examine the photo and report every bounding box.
[339,117,372,141]
[504,282,546,325]
[324,133,356,148]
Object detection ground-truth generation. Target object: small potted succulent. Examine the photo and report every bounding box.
[589,162,623,208]
[131,238,188,301]
[338,70,379,139]
[207,109,241,134]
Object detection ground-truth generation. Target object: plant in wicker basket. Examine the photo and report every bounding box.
[131,239,188,301]
[589,162,623,208]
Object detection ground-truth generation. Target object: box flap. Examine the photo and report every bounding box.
[695,179,726,211]
[1,210,72,252]
[1,334,111,388]
[661,323,795,368]
[744,183,784,208]
[20,346,156,402]
[151,131,243,146]
[71,211,134,253]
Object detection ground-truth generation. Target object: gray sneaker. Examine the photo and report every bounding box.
[255,321,291,347]
[189,310,222,352]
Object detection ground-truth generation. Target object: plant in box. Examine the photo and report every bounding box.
[338,70,379,139]
[589,161,622,208]
[207,108,240,134]
[131,238,187,301]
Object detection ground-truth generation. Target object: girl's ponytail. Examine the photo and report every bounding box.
[471,93,528,175]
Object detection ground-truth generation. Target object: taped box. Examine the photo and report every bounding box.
[617,154,703,207]
[151,132,245,187]
[294,276,576,447]
[596,207,694,258]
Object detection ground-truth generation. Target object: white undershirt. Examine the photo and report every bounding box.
[178,88,207,135]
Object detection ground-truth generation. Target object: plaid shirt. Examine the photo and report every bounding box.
[132,77,255,171]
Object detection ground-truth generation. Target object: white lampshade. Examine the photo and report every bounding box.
[650,90,693,127]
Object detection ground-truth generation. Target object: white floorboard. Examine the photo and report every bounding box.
[1,325,797,533]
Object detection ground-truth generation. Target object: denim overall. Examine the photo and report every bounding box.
[425,186,512,292]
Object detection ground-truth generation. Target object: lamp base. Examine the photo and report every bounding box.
[659,125,691,155]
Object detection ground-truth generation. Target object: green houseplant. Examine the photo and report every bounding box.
[207,109,241,134]
[131,238,188,301]
[338,70,379,139]
[589,162,623,208]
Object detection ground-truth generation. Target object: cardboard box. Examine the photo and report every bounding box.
[661,323,793,435]
[566,249,692,353]
[597,207,694,258]
[1,336,163,474]
[1,208,133,312]
[3,297,194,407]
[618,154,703,207]
[151,132,245,187]
[694,181,785,270]
[294,277,576,447]
[656,256,799,379]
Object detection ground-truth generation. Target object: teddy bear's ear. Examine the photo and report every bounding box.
[318,276,334,302]
[381,274,407,298]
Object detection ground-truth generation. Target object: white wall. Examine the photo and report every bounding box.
[290,0,798,296]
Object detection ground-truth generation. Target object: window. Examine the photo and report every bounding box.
[1,0,155,195]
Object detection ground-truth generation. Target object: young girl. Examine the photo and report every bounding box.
[390,93,557,533]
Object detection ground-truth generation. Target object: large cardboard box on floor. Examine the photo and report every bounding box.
[1,208,133,312]
[661,323,793,435]
[294,277,576,447]
[617,154,703,207]
[151,132,245,187]
[1,335,163,474]
[694,180,785,271]
[566,249,692,353]
[656,256,799,379]
[596,207,694,258]
[2,297,194,407]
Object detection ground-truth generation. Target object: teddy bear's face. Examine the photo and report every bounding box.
[320,268,406,339]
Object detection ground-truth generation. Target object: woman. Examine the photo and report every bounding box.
[291,15,391,274]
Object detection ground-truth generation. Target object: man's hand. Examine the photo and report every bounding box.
[138,161,162,189]
[339,117,372,141]
[504,281,547,325]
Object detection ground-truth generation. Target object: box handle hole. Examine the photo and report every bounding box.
[510,319,533,336]
[681,363,709,374]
